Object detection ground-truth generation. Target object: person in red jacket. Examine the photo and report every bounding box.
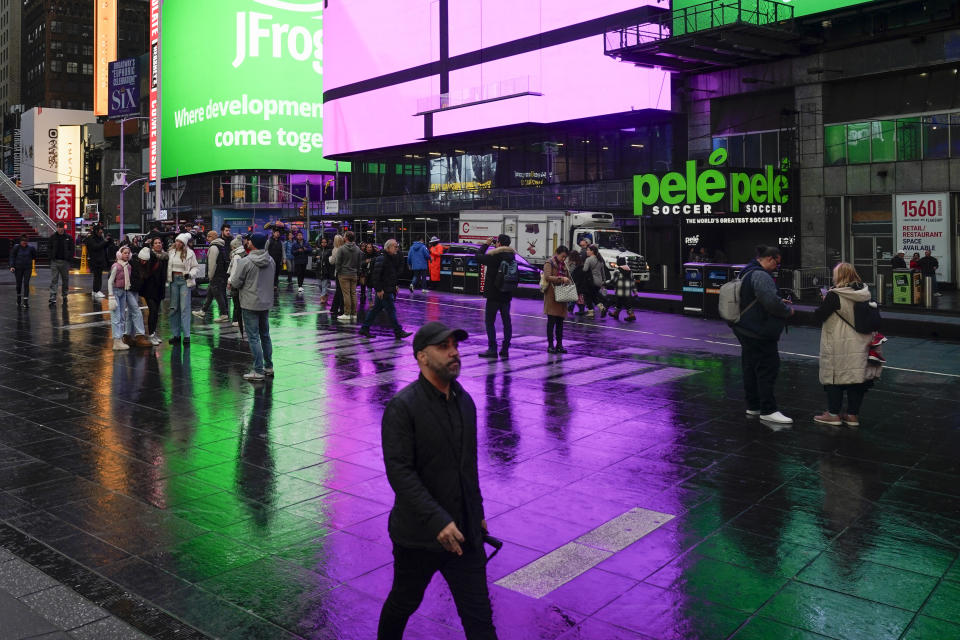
[428,236,443,288]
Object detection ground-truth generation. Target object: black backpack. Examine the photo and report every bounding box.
[836,300,882,334]
[495,258,520,292]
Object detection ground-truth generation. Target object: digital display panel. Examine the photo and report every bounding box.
[160,0,346,178]
[323,0,671,156]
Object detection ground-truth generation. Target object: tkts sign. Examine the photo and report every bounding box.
[49,184,76,238]
[633,148,790,217]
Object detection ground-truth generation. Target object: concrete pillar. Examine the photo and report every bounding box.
[795,82,825,268]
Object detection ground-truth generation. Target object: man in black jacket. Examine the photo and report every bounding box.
[48,222,74,306]
[358,239,412,339]
[85,225,107,299]
[476,234,517,359]
[917,250,941,297]
[378,321,497,640]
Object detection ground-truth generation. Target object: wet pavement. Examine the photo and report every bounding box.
[0,274,959,639]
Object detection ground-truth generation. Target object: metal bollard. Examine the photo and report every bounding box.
[876,273,884,306]
[662,264,669,290]
[924,276,934,308]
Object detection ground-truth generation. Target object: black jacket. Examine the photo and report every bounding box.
[917,256,939,277]
[476,244,517,301]
[9,243,37,269]
[734,260,791,340]
[313,246,333,279]
[382,376,485,551]
[49,233,74,261]
[85,234,107,267]
[371,251,402,294]
[891,255,907,269]
[138,251,168,301]
[266,236,284,266]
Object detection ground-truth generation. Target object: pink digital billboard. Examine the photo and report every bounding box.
[323,0,671,156]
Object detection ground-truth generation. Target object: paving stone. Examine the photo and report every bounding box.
[21,585,110,630]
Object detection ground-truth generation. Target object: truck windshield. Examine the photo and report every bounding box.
[596,231,627,251]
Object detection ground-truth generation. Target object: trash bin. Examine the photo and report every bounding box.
[703,264,732,319]
[682,263,706,316]
[892,268,921,305]
[464,255,481,294]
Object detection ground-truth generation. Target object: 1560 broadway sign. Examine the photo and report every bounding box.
[633,148,789,216]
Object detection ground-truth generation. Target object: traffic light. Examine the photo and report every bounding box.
[298,203,306,217]
[84,147,103,200]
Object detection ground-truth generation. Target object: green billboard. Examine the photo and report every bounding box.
[160,0,346,179]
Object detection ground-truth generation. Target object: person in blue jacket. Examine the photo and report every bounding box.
[9,235,37,308]
[283,230,295,284]
[406,238,430,293]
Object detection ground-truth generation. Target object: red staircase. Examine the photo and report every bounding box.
[0,194,39,239]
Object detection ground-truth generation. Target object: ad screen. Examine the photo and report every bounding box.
[160,0,345,178]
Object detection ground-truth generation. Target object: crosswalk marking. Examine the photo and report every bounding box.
[618,366,698,387]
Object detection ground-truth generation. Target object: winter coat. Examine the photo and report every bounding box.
[335,242,362,277]
[429,243,444,281]
[917,256,939,277]
[205,238,227,283]
[107,260,132,296]
[313,246,333,279]
[9,243,37,270]
[734,260,791,340]
[266,236,284,268]
[584,254,606,288]
[816,284,879,385]
[406,241,430,271]
[49,232,74,261]
[371,251,403,293]
[604,267,636,298]
[166,246,200,284]
[476,244,517,301]
[138,250,167,301]
[283,239,294,260]
[891,255,907,269]
[229,249,276,311]
[226,243,246,283]
[292,239,311,265]
[542,256,569,317]
[85,234,107,267]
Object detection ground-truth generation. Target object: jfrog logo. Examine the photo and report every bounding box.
[233,0,323,76]
[633,148,790,216]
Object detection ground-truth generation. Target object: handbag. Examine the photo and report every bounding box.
[553,283,579,303]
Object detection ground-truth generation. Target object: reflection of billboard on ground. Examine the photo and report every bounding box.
[160,0,347,178]
[323,0,670,156]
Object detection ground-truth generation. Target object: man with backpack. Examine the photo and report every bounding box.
[194,230,230,322]
[476,235,518,359]
[724,245,794,425]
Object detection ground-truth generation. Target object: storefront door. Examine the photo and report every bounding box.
[852,235,893,287]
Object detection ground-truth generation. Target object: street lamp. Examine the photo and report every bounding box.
[112,115,150,237]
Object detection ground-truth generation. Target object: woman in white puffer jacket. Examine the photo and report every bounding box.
[813,262,882,427]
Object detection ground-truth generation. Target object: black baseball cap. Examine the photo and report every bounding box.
[413,321,468,355]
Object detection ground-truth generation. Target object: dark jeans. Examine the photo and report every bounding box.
[484,298,512,350]
[14,267,31,296]
[202,278,228,316]
[826,383,868,415]
[91,265,104,293]
[295,263,307,287]
[231,290,243,333]
[735,330,780,414]
[410,269,427,289]
[330,279,344,316]
[546,315,564,348]
[378,544,496,640]
[361,292,402,332]
[145,297,161,335]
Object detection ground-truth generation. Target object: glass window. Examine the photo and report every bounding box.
[744,133,761,167]
[870,120,896,162]
[849,194,892,223]
[846,122,871,164]
[951,114,960,158]
[66,61,78,74]
[726,134,744,167]
[923,114,949,159]
[897,118,921,161]
[49,60,62,72]
[761,131,778,167]
[824,125,846,165]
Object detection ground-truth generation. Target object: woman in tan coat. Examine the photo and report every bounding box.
[813,263,881,427]
[543,245,571,353]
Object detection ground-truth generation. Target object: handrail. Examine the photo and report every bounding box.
[0,170,56,237]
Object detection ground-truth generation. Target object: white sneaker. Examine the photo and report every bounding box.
[350,315,358,323]
[337,314,352,322]
[760,411,793,424]
[243,371,265,381]
[934,292,942,297]
[231,321,239,327]
[191,311,205,318]
[745,409,761,416]
[215,315,230,323]
[150,334,161,345]
[409,284,414,292]
[112,338,129,351]
[298,287,304,294]
[421,289,426,294]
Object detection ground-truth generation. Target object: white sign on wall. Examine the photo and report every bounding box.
[894,193,951,283]
[56,125,83,221]
[19,108,95,188]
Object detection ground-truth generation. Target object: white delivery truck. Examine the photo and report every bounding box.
[458,210,649,282]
